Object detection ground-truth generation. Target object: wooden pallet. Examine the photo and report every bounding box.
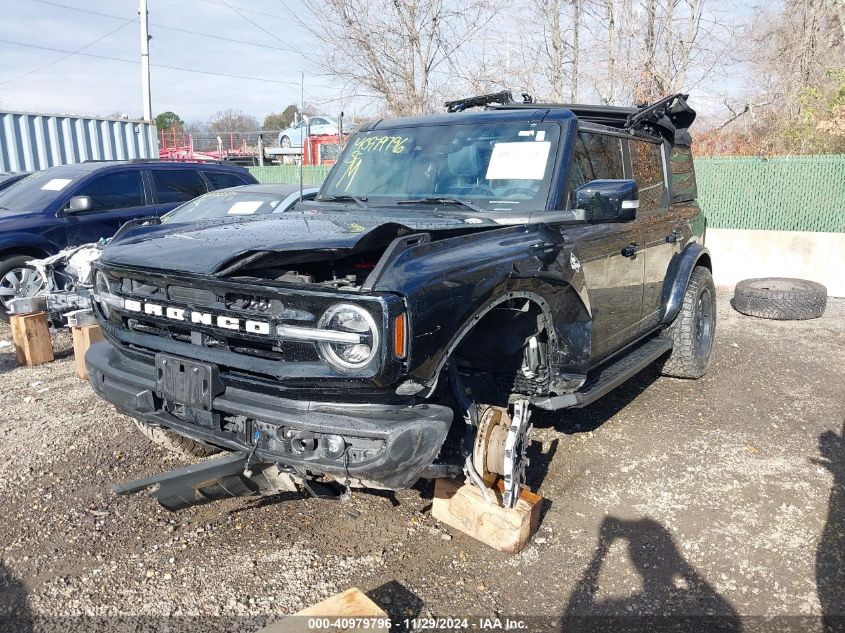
[10,312,54,366]
[71,324,103,380]
[432,478,543,554]
[259,588,388,633]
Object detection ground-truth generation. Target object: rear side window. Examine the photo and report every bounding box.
[630,140,666,212]
[152,169,208,204]
[205,171,247,190]
[580,132,624,180]
[669,145,698,202]
[75,171,145,212]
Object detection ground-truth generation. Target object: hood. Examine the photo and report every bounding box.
[0,209,52,232]
[0,208,45,222]
[101,208,500,275]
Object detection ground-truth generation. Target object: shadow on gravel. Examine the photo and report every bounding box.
[0,560,31,633]
[0,350,21,375]
[526,437,559,490]
[532,365,662,435]
[562,516,741,633]
[815,418,845,633]
[367,580,423,622]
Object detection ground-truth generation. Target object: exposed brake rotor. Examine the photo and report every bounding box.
[473,405,510,485]
[473,401,532,508]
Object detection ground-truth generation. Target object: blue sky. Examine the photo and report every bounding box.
[0,0,348,123]
[0,0,757,124]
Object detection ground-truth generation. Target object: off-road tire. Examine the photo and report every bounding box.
[731,277,827,320]
[661,265,716,379]
[133,420,221,458]
[0,254,40,322]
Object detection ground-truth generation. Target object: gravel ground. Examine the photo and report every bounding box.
[0,293,842,632]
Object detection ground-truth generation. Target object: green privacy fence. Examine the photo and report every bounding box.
[249,165,333,186]
[694,155,845,233]
[250,155,845,233]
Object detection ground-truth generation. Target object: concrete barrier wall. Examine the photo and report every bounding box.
[705,229,845,297]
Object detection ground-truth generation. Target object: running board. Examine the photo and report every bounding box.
[533,336,672,411]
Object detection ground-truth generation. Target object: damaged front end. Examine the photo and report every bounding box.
[8,243,105,326]
[88,217,477,506]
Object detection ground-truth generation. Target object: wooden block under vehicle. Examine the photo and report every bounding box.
[431,477,543,555]
[10,311,54,366]
[71,324,103,380]
[259,587,389,633]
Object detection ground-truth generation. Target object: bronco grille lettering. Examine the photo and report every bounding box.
[122,298,270,335]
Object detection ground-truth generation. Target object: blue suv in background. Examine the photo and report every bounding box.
[0,160,257,318]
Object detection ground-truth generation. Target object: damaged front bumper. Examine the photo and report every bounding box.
[86,341,453,493]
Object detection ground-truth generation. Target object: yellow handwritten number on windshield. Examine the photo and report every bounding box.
[337,135,409,190]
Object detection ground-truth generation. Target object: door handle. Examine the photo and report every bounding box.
[621,243,638,258]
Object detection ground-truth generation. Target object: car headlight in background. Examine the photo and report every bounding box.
[317,303,379,370]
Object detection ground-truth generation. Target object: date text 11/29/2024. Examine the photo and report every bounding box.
[304,617,528,630]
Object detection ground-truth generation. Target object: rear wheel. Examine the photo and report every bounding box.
[0,255,44,322]
[280,136,291,148]
[133,420,221,458]
[661,265,716,379]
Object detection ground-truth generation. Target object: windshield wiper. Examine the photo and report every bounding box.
[397,196,485,213]
[317,194,368,208]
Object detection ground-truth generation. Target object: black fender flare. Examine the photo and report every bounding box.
[422,289,559,397]
[660,242,712,326]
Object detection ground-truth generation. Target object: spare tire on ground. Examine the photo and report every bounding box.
[731,278,827,320]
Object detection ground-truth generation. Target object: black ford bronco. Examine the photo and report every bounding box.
[87,93,715,510]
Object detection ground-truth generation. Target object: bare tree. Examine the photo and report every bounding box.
[302,0,503,116]
[208,109,259,134]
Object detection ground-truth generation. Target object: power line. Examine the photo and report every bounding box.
[29,0,131,21]
[194,0,292,22]
[0,38,338,89]
[28,0,303,56]
[216,0,295,51]
[156,23,302,55]
[0,18,137,85]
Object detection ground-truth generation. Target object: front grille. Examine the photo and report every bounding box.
[225,293,279,313]
[100,268,386,376]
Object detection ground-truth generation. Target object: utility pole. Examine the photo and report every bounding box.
[139,0,152,121]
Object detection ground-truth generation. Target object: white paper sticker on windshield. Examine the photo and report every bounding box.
[227,200,263,215]
[41,178,73,191]
[485,141,551,180]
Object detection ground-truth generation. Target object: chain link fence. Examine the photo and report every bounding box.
[250,155,845,233]
[695,155,845,233]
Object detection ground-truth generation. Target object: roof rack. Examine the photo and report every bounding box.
[492,93,697,144]
[445,90,535,113]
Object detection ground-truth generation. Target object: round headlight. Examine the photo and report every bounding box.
[317,303,379,370]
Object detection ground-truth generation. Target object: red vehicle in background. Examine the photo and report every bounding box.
[159,115,350,167]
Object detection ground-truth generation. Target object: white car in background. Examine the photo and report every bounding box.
[276,116,351,148]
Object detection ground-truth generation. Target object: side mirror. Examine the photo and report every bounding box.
[574,179,639,223]
[66,195,93,214]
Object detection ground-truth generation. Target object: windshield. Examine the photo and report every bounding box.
[319,121,560,212]
[162,190,290,223]
[0,170,84,212]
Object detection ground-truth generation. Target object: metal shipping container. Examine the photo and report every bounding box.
[0,110,159,172]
